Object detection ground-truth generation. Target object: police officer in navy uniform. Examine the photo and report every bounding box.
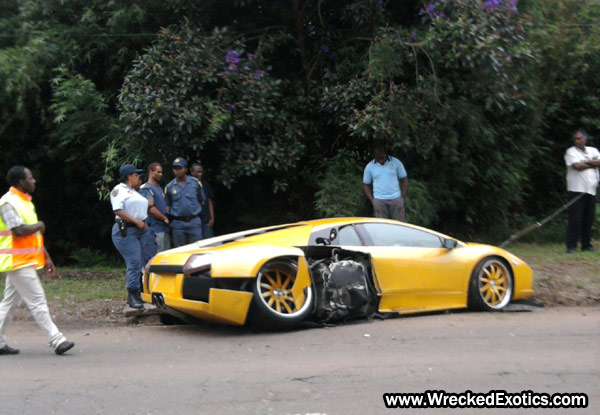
[166,157,205,247]
[110,164,156,309]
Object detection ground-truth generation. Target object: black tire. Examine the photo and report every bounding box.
[468,257,513,311]
[248,258,314,329]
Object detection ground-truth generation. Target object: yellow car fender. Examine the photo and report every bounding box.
[210,244,307,278]
[460,243,533,299]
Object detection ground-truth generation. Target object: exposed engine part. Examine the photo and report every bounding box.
[307,248,379,323]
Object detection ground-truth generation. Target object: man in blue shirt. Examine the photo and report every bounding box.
[139,162,171,252]
[165,157,205,247]
[363,145,409,221]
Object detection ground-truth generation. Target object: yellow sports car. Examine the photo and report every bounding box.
[142,218,533,328]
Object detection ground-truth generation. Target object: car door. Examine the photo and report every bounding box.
[356,223,468,313]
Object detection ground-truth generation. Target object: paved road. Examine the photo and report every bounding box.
[0,307,598,415]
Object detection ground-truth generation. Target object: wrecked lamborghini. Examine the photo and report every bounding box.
[142,218,533,329]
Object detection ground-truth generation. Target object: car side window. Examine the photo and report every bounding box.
[362,223,443,248]
[338,225,362,246]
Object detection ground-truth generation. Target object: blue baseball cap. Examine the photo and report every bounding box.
[172,157,188,167]
[119,164,144,177]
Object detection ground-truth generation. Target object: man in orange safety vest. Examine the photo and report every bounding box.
[0,166,74,355]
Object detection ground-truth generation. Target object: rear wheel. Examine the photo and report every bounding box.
[249,259,313,329]
[468,257,513,311]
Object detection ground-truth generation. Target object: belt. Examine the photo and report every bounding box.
[172,214,199,222]
[115,221,137,228]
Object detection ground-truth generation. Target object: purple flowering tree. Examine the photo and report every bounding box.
[117,23,303,190]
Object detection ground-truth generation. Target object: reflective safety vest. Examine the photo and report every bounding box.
[0,187,44,271]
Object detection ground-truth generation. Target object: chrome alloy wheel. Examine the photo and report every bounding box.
[476,258,513,310]
[255,260,313,319]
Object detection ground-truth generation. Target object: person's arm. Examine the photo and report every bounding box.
[114,209,145,229]
[587,159,600,167]
[566,148,596,170]
[363,183,374,203]
[11,221,45,237]
[197,183,206,205]
[362,164,374,203]
[401,177,408,198]
[43,246,56,277]
[164,185,171,213]
[150,206,169,224]
[207,198,215,227]
[572,161,593,170]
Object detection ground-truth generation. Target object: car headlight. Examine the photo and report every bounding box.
[183,254,213,275]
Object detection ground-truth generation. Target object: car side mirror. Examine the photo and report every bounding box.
[443,238,458,250]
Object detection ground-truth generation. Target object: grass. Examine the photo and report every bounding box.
[0,267,125,302]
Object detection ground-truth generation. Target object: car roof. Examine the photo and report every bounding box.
[192,217,456,250]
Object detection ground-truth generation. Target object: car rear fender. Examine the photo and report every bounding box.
[210,245,307,277]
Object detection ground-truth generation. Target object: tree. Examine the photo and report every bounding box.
[115,23,304,193]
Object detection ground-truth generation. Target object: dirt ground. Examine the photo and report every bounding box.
[524,253,600,307]
[7,255,600,326]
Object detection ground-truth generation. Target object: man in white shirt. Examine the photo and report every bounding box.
[564,130,600,253]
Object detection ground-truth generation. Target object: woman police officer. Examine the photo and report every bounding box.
[110,164,157,309]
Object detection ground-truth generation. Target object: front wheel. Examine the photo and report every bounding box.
[248,259,313,329]
[468,257,513,311]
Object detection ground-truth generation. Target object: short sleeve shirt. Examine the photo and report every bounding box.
[363,156,407,200]
[110,183,149,221]
[0,203,25,229]
[565,146,600,195]
[165,176,205,217]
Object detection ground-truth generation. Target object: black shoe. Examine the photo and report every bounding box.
[0,345,20,355]
[55,340,74,355]
[127,289,143,309]
[582,246,595,252]
[566,248,576,254]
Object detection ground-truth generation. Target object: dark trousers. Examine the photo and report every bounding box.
[566,192,597,250]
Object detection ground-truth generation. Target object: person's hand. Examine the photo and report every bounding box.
[135,219,146,229]
[208,218,214,227]
[163,217,170,225]
[37,221,46,234]
[45,258,56,277]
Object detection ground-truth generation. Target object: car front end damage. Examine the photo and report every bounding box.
[142,246,382,326]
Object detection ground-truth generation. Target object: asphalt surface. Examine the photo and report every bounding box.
[0,307,598,415]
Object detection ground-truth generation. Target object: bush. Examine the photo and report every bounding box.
[314,150,369,218]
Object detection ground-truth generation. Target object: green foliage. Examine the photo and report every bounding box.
[404,180,437,228]
[520,0,600,214]
[67,247,120,268]
[321,0,540,233]
[1,0,600,263]
[49,66,113,161]
[314,150,369,218]
[115,23,304,191]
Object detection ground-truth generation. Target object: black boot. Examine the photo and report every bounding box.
[134,289,144,305]
[127,289,143,309]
